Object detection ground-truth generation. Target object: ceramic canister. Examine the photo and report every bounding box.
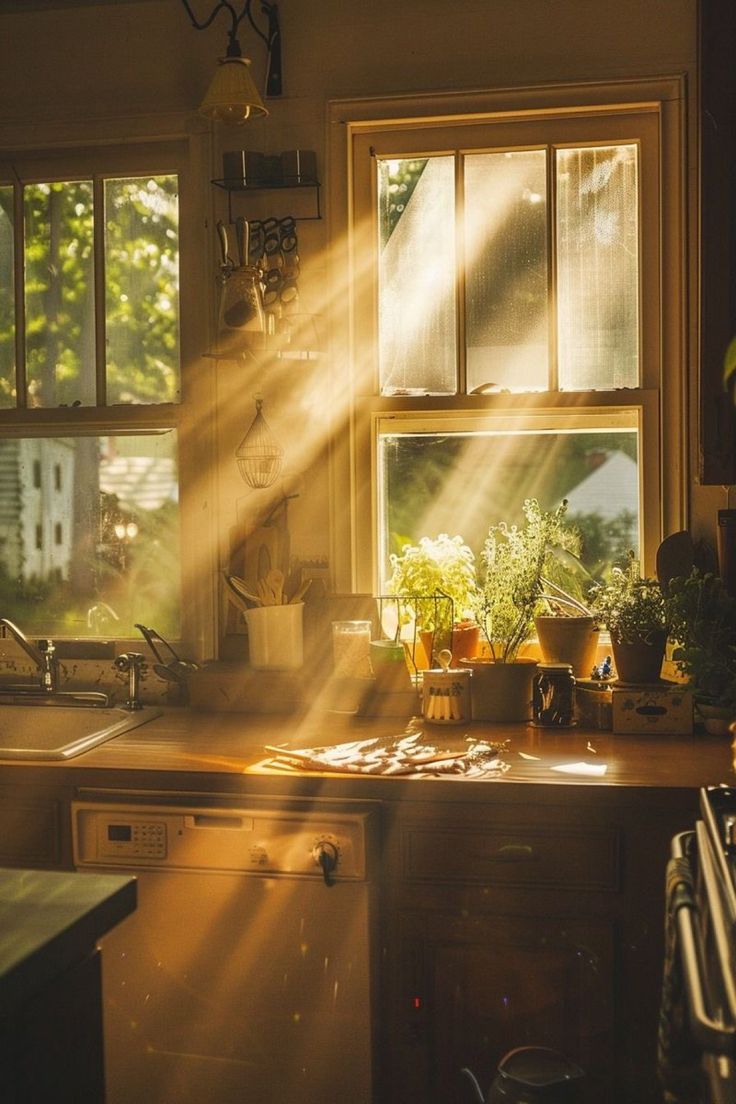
[422,667,471,725]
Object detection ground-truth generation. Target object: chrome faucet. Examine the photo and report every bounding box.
[0,618,58,692]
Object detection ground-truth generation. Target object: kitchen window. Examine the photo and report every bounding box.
[0,138,203,644]
[332,78,686,593]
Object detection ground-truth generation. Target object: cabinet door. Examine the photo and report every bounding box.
[699,0,736,483]
[0,785,66,868]
[388,908,614,1104]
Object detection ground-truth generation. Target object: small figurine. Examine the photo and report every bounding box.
[591,655,613,681]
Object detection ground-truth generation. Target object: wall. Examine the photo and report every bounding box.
[0,0,723,609]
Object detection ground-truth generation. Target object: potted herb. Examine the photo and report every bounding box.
[588,551,667,684]
[464,499,579,721]
[386,534,480,667]
[665,569,736,734]
[533,536,601,680]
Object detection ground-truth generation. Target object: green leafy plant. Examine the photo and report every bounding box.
[474,499,580,662]
[724,334,736,401]
[387,533,478,634]
[588,551,666,643]
[665,569,736,710]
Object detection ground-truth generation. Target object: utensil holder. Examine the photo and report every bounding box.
[245,603,304,670]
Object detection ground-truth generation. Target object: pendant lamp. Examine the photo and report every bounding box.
[180,0,282,123]
[200,56,267,124]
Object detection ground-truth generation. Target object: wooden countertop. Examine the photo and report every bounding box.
[0,868,136,1012]
[0,706,733,800]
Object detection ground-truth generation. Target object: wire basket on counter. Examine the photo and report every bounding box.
[375,593,454,677]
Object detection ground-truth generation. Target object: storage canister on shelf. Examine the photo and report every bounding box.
[532,662,576,727]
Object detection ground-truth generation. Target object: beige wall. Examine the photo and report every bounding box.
[0,0,724,592]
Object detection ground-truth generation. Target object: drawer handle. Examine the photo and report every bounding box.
[496,843,535,860]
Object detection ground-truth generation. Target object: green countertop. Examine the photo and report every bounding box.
[0,868,136,1013]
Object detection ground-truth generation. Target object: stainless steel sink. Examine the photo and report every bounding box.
[0,701,161,760]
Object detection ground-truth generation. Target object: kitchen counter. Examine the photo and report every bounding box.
[0,705,733,799]
[0,867,135,1012]
[0,868,136,1104]
[0,706,729,1104]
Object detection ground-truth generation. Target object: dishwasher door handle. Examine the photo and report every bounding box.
[184,814,254,830]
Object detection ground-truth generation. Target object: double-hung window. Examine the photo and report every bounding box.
[0,139,199,643]
[333,79,686,593]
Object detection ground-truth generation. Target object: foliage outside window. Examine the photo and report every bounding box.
[0,157,182,638]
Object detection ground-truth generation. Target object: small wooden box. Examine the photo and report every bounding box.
[612,682,693,735]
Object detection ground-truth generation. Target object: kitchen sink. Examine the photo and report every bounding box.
[0,700,161,760]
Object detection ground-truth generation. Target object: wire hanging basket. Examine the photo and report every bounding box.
[235,398,284,489]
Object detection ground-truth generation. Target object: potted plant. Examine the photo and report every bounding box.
[665,569,736,734]
[464,499,579,721]
[588,551,667,684]
[533,531,601,679]
[386,533,480,667]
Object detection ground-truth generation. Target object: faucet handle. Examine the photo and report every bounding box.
[114,652,146,711]
[37,638,58,692]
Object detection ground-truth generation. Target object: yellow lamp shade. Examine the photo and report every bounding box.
[199,57,268,124]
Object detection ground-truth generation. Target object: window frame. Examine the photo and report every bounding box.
[0,118,217,658]
[327,77,688,593]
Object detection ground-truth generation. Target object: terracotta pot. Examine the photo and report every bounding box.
[611,631,666,685]
[534,615,600,679]
[459,657,537,722]
[697,702,735,736]
[419,622,481,669]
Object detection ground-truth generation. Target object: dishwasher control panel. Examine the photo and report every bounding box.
[72,801,370,879]
[99,818,168,859]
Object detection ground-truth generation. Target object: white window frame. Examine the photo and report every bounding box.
[0,116,217,659]
[327,77,688,594]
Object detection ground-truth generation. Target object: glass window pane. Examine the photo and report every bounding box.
[105,176,180,404]
[0,185,14,407]
[378,427,639,585]
[556,145,639,390]
[464,150,549,393]
[0,431,180,638]
[24,181,96,407]
[377,156,456,395]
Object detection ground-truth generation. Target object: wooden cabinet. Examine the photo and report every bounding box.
[379,787,698,1104]
[699,0,736,483]
[0,783,72,869]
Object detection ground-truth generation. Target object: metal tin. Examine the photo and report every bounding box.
[422,668,471,725]
[532,662,576,727]
[280,149,317,184]
[222,150,265,186]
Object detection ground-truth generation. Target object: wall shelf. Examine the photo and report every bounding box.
[212,178,322,223]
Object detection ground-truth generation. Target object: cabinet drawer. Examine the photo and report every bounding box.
[401,823,620,890]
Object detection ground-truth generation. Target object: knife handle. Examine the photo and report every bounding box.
[235,217,249,268]
[216,220,230,267]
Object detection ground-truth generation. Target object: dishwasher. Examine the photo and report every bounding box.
[72,794,377,1104]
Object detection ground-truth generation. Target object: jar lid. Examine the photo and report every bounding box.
[423,668,470,683]
[536,662,573,672]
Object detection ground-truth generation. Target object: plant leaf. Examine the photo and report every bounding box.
[724,334,736,395]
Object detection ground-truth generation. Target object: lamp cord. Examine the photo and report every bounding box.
[179,0,277,55]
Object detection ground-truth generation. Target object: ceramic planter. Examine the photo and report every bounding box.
[534,615,600,679]
[610,630,666,684]
[459,657,537,722]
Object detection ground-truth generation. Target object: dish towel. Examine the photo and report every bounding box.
[657,852,702,1103]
